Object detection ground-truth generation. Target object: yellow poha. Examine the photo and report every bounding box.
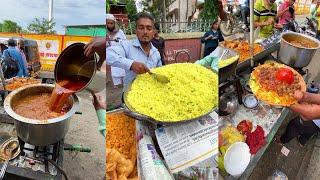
[126,63,218,122]
[218,55,239,69]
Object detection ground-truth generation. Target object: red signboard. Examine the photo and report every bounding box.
[164,38,202,64]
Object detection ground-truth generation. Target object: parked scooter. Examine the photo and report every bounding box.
[275,18,317,38]
[219,2,247,36]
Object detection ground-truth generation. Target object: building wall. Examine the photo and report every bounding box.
[166,0,196,30]
[167,0,194,22]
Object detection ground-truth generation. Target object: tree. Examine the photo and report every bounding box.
[0,23,2,32]
[142,0,165,22]
[1,20,22,33]
[199,0,218,21]
[27,18,56,34]
[125,0,137,21]
[107,0,137,21]
[107,0,117,13]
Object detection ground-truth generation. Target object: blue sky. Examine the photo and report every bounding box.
[0,0,105,34]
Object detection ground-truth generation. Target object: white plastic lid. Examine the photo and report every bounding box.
[243,94,259,109]
[224,142,251,177]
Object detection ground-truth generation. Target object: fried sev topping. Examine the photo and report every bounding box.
[106,112,137,180]
[106,112,136,159]
[223,40,264,63]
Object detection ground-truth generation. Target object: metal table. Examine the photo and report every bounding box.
[239,108,290,180]
[220,67,294,179]
[221,104,291,180]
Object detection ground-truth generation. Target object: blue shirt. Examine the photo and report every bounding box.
[239,0,249,7]
[2,46,28,77]
[201,30,224,50]
[106,38,162,89]
[313,119,320,128]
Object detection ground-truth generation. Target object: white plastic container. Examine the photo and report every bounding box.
[224,142,251,178]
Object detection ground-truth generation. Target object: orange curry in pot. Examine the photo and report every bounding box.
[13,93,71,120]
[13,75,89,120]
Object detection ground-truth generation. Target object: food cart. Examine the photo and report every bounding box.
[106,63,220,180]
[216,1,320,177]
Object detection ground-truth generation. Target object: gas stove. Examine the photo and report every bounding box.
[0,137,64,180]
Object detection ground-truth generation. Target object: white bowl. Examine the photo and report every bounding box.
[224,142,251,177]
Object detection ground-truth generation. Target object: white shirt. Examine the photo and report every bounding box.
[313,119,320,128]
[108,29,127,78]
[106,38,162,89]
[107,29,126,46]
[238,0,247,6]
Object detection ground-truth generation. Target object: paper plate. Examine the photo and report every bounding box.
[224,142,251,177]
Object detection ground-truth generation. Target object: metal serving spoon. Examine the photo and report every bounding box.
[148,71,170,84]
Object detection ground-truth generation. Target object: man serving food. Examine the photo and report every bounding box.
[278,91,320,146]
[249,62,320,146]
[106,12,162,90]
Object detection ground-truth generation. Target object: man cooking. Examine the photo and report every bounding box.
[106,12,162,90]
[106,13,127,88]
[254,0,277,38]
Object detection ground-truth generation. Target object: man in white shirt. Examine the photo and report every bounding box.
[106,14,127,88]
[106,12,162,90]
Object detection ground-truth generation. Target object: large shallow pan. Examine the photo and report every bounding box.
[122,70,218,125]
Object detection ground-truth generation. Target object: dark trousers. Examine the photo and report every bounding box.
[204,46,217,57]
[241,7,249,26]
[280,116,320,145]
[161,57,166,65]
[316,30,320,41]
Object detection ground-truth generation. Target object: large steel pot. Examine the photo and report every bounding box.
[4,84,79,146]
[278,32,320,68]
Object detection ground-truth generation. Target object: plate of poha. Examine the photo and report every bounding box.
[123,63,218,124]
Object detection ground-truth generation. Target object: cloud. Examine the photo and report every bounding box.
[0,0,105,34]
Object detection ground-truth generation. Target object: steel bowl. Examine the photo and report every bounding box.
[4,84,79,146]
[219,93,239,116]
[278,32,320,68]
[54,43,98,92]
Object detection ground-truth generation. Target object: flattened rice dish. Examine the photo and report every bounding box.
[126,63,218,122]
[218,55,239,69]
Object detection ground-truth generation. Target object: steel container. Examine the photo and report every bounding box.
[4,84,79,146]
[278,32,320,68]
